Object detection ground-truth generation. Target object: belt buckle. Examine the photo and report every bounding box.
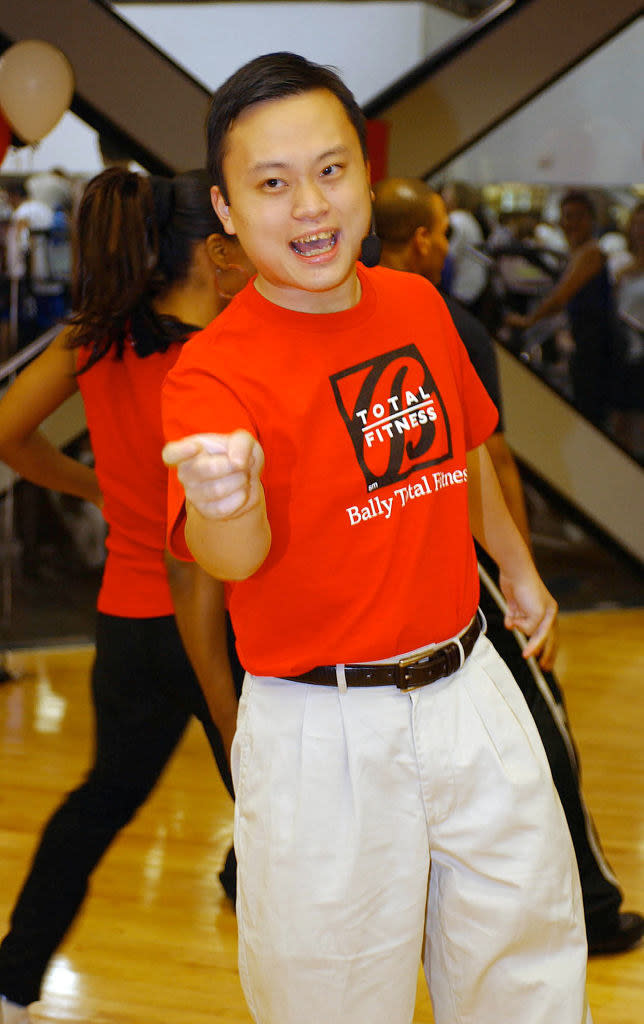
[395,645,436,692]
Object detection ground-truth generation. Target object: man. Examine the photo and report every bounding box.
[374,175,644,957]
[373,178,535,542]
[162,52,589,1024]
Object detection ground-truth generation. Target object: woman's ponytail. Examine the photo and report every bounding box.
[67,166,226,365]
[68,167,158,368]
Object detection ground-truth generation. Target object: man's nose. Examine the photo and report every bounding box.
[292,178,329,220]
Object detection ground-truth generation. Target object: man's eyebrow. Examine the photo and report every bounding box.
[248,146,351,176]
[317,146,350,162]
[248,160,290,175]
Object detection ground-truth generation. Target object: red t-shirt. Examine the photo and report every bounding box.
[163,265,498,674]
[77,341,182,617]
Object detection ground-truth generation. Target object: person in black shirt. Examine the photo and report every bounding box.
[374,176,643,957]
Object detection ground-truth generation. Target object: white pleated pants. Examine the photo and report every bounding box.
[231,633,591,1024]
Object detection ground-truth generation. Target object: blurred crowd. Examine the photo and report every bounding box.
[0,169,76,354]
[1,168,643,463]
[436,180,644,462]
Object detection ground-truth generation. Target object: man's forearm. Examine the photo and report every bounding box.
[467,442,557,664]
[185,496,271,581]
[483,432,532,551]
[467,444,535,582]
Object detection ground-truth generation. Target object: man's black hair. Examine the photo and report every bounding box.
[206,51,368,202]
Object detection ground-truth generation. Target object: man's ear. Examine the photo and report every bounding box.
[211,185,236,235]
[413,225,431,255]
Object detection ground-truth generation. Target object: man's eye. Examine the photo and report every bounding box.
[321,164,341,177]
[263,178,284,190]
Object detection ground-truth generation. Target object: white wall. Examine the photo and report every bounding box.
[114,1,431,101]
[1,4,641,184]
[431,16,643,186]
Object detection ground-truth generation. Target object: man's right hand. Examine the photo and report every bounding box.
[163,430,264,520]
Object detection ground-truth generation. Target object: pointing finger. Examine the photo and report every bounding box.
[163,433,229,467]
[162,437,203,466]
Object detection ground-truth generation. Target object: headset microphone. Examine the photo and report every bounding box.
[360,207,382,267]
[359,229,382,267]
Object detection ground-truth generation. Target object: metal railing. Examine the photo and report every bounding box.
[0,324,65,628]
[0,324,63,387]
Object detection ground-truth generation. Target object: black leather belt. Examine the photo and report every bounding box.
[285,612,482,692]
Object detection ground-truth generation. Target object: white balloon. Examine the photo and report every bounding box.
[0,39,75,144]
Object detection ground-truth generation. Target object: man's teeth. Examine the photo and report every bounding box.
[291,231,336,255]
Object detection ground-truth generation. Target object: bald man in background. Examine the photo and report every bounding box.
[373,177,643,957]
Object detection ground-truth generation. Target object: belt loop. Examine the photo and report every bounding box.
[454,635,465,670]
[336,663,348,694]
[477,606,487,636]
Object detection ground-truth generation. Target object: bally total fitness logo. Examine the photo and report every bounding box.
[329,343,452,491]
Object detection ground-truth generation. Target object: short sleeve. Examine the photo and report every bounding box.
[162,337,257,560]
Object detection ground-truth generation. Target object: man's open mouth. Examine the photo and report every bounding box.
[290,230,338,257]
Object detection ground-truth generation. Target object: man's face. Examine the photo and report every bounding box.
[419,194,450,286]
[211,89,372,314]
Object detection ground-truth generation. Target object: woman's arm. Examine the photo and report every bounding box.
[506,242,605,329]
[0,329,102,505]
[164,552,239,761]
[467,443,557,667]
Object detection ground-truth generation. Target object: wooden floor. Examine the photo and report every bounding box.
[0,608,643,1023]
